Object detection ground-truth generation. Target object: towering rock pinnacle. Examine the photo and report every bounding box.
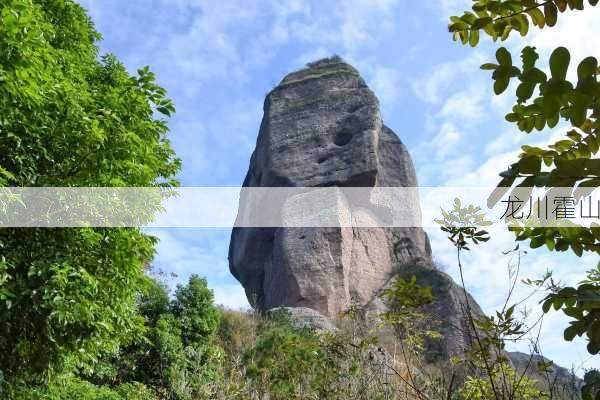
[229,57,473,357]
[228,57,582,378]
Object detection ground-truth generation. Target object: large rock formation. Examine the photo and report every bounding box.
[228,57,481,358]
[228,57,582,385]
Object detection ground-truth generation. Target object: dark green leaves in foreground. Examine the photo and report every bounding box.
[485,45,600,255]
[449,0,599,47]
[541,265,600,354]
[448,0,600,357]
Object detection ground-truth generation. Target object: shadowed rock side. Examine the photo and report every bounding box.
[229,57,467,358]
[366,261,486,360]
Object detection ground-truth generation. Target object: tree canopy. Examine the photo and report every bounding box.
[0,0,180,389]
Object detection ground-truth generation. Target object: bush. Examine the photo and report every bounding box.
[172,275,221,347]
[5,376,157,400]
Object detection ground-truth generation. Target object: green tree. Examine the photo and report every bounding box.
[448,0,600,354]
[172,275,221,347]
[139,278,171,327]
[243,325,326,399]
[0,0,180,389]
[88,275,222,400]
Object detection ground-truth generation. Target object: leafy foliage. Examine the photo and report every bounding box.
[448,0,600,357]
[435,198,492,251]
[8,377,157,400]
[172,275,221,348]
[583,369,600,400]
[0,0,180,392]
[86,275,222,400]
[435,202,566,400]
[485,44,600,256]
[243,325,330,399]
[378,275,436,340]
[449,0,599,47]
[459,363,548,400]
[540,264,600,354]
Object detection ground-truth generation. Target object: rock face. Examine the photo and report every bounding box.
[507,352,581,395]
[228,57,472,358]
[228,57,582,376]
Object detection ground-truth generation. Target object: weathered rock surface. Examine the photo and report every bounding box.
[229,57,430,316]
[228,56,579,379]
[366,260,486,360]
[228,57,479,357]
[507,351,582,394]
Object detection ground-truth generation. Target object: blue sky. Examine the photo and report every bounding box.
[78,0,600,372]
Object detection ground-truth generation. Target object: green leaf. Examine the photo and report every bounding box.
[521,46,539,70]
[516,82,536,103]
[518,156,541,174]
[544,2,558,27]
[550,47,570,80]
[530,236,546,249]
[494,77,510,94]
[472,17,493,29]
[588,340,600,354]
[449,22,469,31]
[542,298,553,313]
[521,68,547,83]
[568,0,585,10]
[469,29,480,47]
[570,99,587,126]
[578,57,598,80]
[554,0,568,11]
[527,8,546,27]
[511,14,529,36]
[481,63,499,70]
[496,47,512,66]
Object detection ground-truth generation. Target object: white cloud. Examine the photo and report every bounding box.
[428,220,597,372]
[432,122,463,159]
[354,63,404,112]
[147,230,226,276]
[413,53,485,104]
[212,284,251,310]
[144,228,252,310]
[80,0,600,372]
[484,129,523,156]
[432,0,472,19]
[439,84,487,123]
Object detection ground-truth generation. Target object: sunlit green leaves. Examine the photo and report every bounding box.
[544,2,558,26]
[486,47,521,94]
[541,265,600,354]
[435,199,492,251]
[0,0,181,386]
[481,45,599,203]
[579,57,599,80]
[449,0,599,45]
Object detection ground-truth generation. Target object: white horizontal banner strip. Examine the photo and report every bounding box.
[0,187,598,228]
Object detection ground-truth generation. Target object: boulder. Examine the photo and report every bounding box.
[229,57,430,317]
